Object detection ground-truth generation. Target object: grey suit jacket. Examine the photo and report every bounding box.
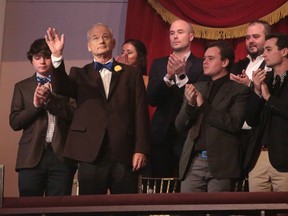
[9,74,75,170]
[175,78,250,180]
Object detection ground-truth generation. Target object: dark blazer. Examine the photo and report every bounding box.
[147,54,208,145]
[175,79,250,180]
[53,60,150,165]
[9,74,75,170]
[244,71,288,172]
[231,57,266,75]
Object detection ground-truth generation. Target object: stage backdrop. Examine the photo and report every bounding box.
[125,0,288,74]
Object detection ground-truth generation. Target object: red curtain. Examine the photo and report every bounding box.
[125,0,288,73]
[156,0,287,26]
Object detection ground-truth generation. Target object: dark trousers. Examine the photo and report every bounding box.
[77,131,139,195]
[18,148,76,197]
[78,160,138,195]
[234,129,252,192]
[151,129,185,178]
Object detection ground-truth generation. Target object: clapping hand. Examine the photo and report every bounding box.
[252,69,267,96]
[33,83,52,108]
[185,84,204,107]
[230,69,250,86]
[166,53,186,79]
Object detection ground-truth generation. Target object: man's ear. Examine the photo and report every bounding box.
[223,58,229,67]
[112,38,116,49]
[281,47,288,58]
[189,33,194,42]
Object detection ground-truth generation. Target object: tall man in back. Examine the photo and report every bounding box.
[147,19,208,178]
[45,23,150,195]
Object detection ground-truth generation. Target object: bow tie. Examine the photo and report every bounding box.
[36,75,51,85]
[94,62,113,71]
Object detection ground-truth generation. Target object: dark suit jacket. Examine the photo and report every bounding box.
[231,57,266,75]
[175,79,250,180]
[147,54,208,145]
[9,74,75,171]
[244,71,288,172]
[53,60,150,165]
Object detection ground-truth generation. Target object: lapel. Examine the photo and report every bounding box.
[242,58,250,69]
[107,60,121,100]
[259,60,266,70]
[186,55,194,72]
[186,54,201,82]
[88,62,107,99]
[90,60,122,100]
[29,73,39,94]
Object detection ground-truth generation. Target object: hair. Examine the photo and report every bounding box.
[266,33,288,58]
[123,39,147,75]
[205,40,235,71]
[248,20,271,36]
[87,23,114,40]
[26,38,51,63]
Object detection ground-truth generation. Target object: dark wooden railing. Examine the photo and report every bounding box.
[1,192,288,215]
[1,165,288,215]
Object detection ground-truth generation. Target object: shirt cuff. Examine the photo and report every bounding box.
[51,55,63,68]
[175,74,188,88]
[163,76,175,87]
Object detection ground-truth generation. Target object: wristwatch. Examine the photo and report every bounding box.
[178,74,186,80]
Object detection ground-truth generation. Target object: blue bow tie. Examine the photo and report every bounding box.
[94,61,113,71]
[36,75,51,85]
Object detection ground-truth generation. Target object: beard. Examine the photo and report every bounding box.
[247,47,263,60]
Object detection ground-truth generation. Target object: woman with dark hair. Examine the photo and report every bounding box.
[116,39,149,87]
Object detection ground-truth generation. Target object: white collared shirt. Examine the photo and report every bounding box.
[242,55,271,130]
[36,72,55,143]
[97,59,113,98]
[246,55,271,80]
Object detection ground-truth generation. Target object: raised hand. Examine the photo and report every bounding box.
[45,27,64,57]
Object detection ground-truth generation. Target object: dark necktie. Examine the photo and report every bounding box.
[36,75,51,85]
[94,62,113,71]
[272,75,281,95]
